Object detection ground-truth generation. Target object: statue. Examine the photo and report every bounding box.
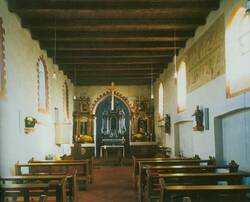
[164,114,171,134]
[192,106,204,131]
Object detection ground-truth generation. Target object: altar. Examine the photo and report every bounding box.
[72,83,156,158]
[100,145,125,158]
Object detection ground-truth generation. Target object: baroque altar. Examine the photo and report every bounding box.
[72,83,156,157]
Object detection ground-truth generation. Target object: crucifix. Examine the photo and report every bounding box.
[110,82,117,111]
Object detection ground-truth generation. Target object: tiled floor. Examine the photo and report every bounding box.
[78,166,137,202]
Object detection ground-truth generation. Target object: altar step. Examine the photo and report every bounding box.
[94,157,132,167]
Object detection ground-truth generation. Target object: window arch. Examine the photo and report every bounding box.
[63,81,69,120]
[37,56,49,113]
[226,6,250,97]
[177,61,187,113]
[158,82,164,118]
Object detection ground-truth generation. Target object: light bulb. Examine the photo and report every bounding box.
[52,72,57,79]
[151,85,154,99]
[174,71,178,79]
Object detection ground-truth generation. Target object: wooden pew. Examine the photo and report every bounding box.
[146,172,250,202]
[0,183,53,202]
[133,155,214,188]
[29,157,94,183]
[132,155,204,180]
[0,174,76,202]
[15,161,89,190]
[136,158,216,190]
[138,162,239,202]
[160,185,250,202]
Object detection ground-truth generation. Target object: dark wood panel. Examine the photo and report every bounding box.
[31,30,195,40]
[8,0,219,10]
[60,64,165,70]
[12,9,214,19]
[22,18,205,27]
[47,50,177,58]
[56,57,170,65]
[67,72,160,77]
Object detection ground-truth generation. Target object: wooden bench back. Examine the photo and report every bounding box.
[134,158,217,190]
[29,157,94,183]
[146,172,250,202]
[0,178,67,202]
[0,172,77,202]
[160,185,250,202]
[15,161,88,176]
[15,161,89,190]
[137,161,239,202]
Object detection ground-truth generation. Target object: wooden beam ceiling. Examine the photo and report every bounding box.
[7,0,220,85]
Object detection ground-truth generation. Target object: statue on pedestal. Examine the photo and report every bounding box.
[192,106,204,131]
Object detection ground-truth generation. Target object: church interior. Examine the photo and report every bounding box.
[0,0,250,201]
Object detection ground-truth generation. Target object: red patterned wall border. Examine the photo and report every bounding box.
[0,17,6,98]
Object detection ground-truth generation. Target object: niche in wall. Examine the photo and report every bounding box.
[174,120,193,158]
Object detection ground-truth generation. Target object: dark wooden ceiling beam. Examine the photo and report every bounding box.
[58,62,168,65]
[60,64,165,71]
[22,18,205,27]
[72,75,156,79]
[39,36,188,43]
[53,55,173,59]
[72,77,155,81]
[31,30,195,40]
[41,41,186,49]
[27,24,197,32]
[47,50,176,57]
[74,81,151,86]
[11,8,215,19]
[56,57,170,64]
[8,0,219,10]
[66,71,160,76]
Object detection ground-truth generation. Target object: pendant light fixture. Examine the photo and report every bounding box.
[174,28,178,79]
[150,64,154,99]
[73,67,77,100]
[52,18,57,79]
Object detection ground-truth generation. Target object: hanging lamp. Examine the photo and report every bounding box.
[174,28,178,79]
[52,18,57,79]
[73,67,77,100]
[150,64,154,99]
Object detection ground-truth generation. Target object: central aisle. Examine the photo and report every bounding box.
[78,166,137,202]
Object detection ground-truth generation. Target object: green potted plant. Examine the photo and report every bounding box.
[24,116,37,134]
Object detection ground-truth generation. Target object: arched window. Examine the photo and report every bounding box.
[63,81,69,120]
[177,61,187,113]
[226,6,250,97]
[0,17,6,98]
[37,56,49,113]
[158,82,164,118]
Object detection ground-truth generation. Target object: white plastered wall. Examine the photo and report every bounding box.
[0,0,75,175]
[154,0,250,159]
